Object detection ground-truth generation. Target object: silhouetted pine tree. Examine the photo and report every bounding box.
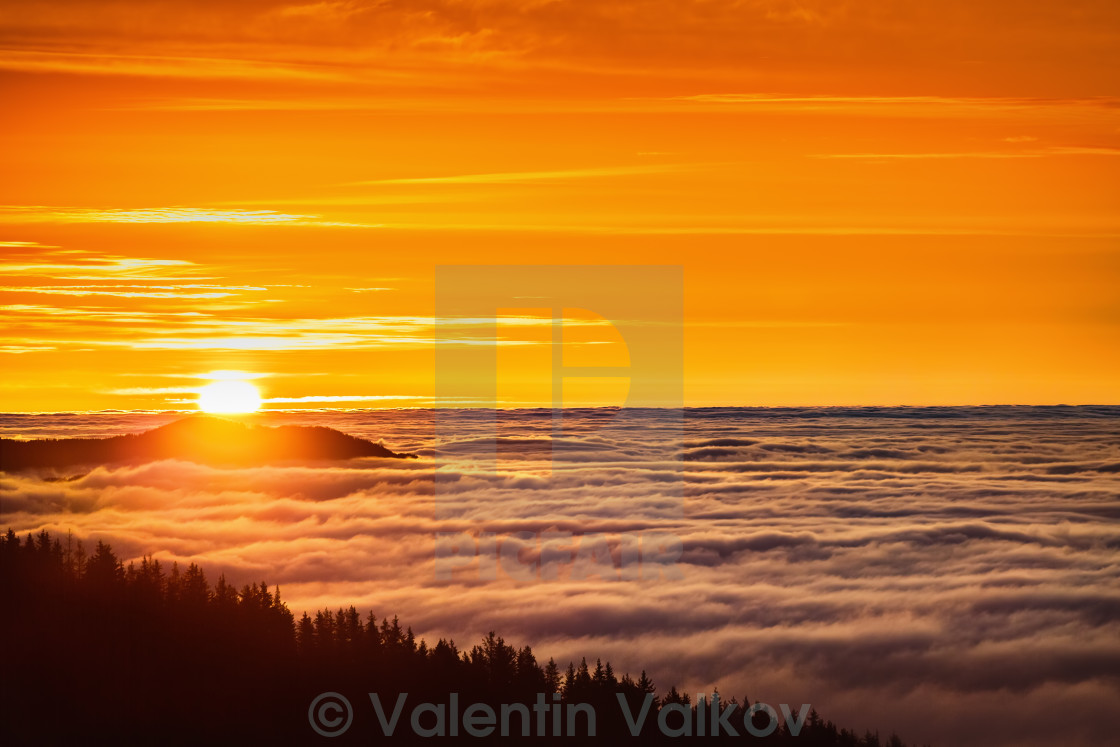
[0,529,925,746]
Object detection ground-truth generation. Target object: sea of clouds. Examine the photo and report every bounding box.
[2,406,1118,746]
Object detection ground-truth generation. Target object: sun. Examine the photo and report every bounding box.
[197,380,262,414]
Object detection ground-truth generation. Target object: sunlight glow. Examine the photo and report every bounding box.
[196,380,262,413]
[198,370,269,381]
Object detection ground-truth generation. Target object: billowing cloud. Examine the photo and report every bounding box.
[2,406,1118,746]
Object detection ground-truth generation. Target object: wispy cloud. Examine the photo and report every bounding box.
[104,386,203,396]
[813,146,1120,160]
[348,164,691,186]
[814,151,1042,160]
[679,94,1004,105]
[1,284,266,299]
[276,1,374,22]
[668,93,1120,113]
[196,370,275,381]
[0,206,367,226]
[120,335,379,351]
[0,304,209,321]
[369,222,1120,238]
[0,49,347,82]
[0,251,200,279]
[0,344,57,354]
[0,307,620,354]
[1046,146,1120,157]
[0,240,59,249]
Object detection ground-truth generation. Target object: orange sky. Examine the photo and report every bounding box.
[1,0,1118,410]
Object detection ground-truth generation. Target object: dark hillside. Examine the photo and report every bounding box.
[0,416,416,471]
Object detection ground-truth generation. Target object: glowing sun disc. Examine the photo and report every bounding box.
[197,380,262,414]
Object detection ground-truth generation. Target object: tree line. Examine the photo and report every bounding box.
[0,529,921,745]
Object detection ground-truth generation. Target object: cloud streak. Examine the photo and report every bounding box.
[349,164,694,186]
[0,206,366,226]
[813,146,1120,160]
[0,250,198,279]
[1,301,624,356]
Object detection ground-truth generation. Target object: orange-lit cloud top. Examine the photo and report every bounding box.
[4,408,1119,746]
[1,0,1117,409]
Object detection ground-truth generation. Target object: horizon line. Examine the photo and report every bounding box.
[1,403,1118,417]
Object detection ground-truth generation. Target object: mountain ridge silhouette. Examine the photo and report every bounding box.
[0,416,417,471]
